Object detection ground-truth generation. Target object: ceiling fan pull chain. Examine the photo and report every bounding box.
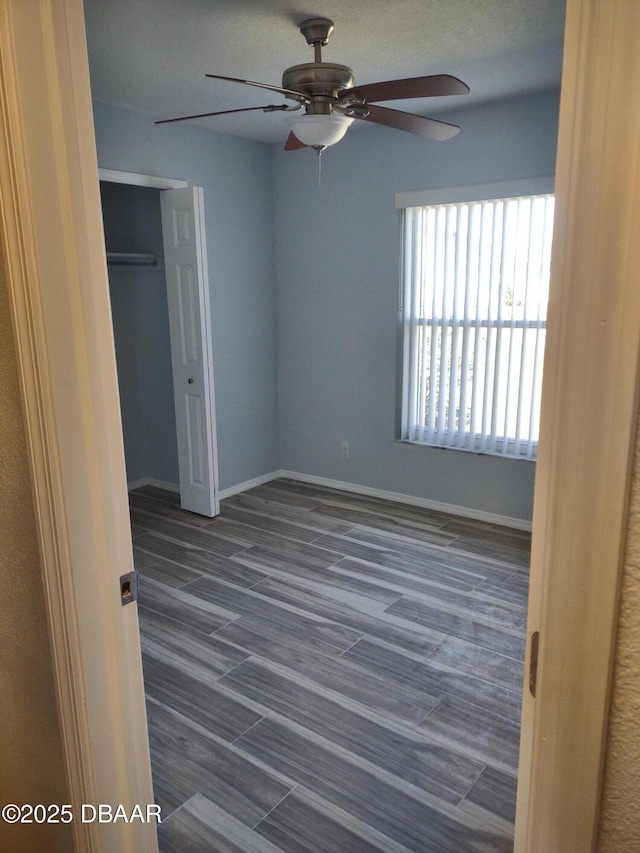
[316,146,323,189]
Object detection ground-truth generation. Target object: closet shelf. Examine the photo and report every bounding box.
[107,252,158,266]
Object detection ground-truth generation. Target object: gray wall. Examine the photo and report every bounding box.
[272,90,560,521]
[101,181,179,486]
[94,102,281,490]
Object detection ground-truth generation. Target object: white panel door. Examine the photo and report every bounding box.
[160,187,219,516]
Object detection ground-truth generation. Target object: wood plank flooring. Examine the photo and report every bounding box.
[130,478,530,853]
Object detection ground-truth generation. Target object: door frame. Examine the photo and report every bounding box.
[99,167,188,191]
[99,169,220,515]
[1,0,639,851]
[514,1,640,848]
[0,2,158,850]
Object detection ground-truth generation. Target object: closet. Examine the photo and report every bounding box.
[100,181,179,490]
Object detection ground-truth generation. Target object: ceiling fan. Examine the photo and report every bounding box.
[156,17,470,152]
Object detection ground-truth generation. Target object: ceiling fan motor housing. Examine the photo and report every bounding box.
[282,63,355,101]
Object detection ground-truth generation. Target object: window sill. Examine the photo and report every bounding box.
[394,437,537,462]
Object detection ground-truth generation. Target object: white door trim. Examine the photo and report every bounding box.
[515,0,640,848]
[98,166,188,189]
[0,2,157,850]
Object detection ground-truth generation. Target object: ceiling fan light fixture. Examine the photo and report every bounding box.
[287,113,353,148]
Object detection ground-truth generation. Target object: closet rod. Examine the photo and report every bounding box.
[106,252,157,266]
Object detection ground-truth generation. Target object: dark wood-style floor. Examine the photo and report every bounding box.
[130,478,530,853]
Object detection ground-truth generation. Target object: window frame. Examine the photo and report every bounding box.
[396,177,555,461]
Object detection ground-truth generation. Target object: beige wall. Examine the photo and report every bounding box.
[599,416,640,850]
[0,249,72,851]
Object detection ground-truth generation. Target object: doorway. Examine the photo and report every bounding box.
[100,180,180,492]
[98,169,220,517]
[4,2,640,849]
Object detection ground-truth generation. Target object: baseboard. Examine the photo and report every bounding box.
[279,469,533,532]
[127,477,180,494]
[127,471,281,501]
[217,470,283,501]
[129,469,531,531]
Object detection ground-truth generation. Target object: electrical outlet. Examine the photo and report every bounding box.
[340,441,350,460]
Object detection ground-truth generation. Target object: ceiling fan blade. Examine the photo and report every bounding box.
[206,73,308,103]
[339,74,469,104]
[155,104,291,125]
[359,104,460,141]
[284,131,307,151]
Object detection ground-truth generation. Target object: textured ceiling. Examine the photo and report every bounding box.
[82,0,566,145]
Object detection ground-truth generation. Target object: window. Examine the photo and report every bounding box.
[398,181,555,460]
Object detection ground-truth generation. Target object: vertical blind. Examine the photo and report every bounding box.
[401,192,555,459]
